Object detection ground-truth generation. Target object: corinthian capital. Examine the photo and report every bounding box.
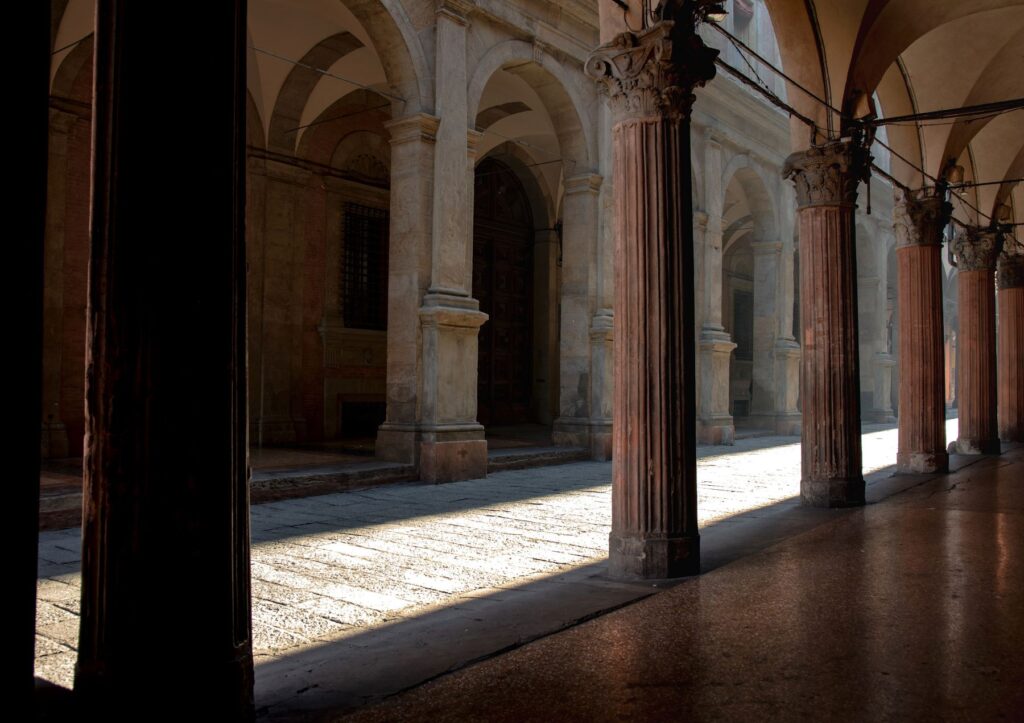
[952,227,1003,272]
[893,186,952,248]
[585,19,717,122]
[997,251,1024,289]
[782,139,871,209]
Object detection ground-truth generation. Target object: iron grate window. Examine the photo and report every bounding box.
[341,203,389,330]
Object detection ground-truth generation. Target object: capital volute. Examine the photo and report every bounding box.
[782,139,871,209]
[951,227,1003,272]
[585,18,718,123]
[893,186,952,249]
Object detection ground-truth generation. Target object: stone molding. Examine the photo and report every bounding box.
[998,252,1024,289]
[782,138,871,209]
[893,187,951,248]
[584,19,717,123]
[952,227,1003,272]
[565,173,604,195]
[437,0,474,25]
[385,113,440,146]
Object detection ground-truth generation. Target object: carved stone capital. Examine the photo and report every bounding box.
[998,252,1024,289]
[782,139,871,209]
[952,227,1003,272]
[585,19,718,123]
[893,186,952,248]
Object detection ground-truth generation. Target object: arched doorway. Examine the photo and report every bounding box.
[473,157,535,427]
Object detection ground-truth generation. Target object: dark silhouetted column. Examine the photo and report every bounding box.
[15,1,50,710]
[893,187,951,473]
[949,228,1002,455]
[783,139,870,507]
[75,1,254,718]
[998,252,1024,443]
[586,14,717,578]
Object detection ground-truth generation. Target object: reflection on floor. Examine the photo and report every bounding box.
[35,421,974,719]
[349,441,1023,723]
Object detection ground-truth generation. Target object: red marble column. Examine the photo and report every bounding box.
[14,1,49,708]
[76,1,254,717]
[586,18,717,578]
[893,188,951,473]
[998,253,1024,443]
[783,140,869,507]
[949,228,1003,455]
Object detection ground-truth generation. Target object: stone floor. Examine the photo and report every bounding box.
[35,420,959,717]
[349,438,1023,723]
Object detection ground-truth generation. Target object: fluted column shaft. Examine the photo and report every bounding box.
[783,140,869,507]
[894,188,950,472]
[587,19,717,578]
[76,1,253,717]
[998,254,1024,442]
[950,229,1002,455]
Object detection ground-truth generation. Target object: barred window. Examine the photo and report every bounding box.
[341,203,389,330]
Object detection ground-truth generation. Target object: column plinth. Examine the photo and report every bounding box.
[893,187,950,473]
[783,139,869,507]
[587,17,717,578]
[949,228,1003,455]
[998,253,1024,443]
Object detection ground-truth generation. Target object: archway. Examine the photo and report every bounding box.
[473,158,536,427]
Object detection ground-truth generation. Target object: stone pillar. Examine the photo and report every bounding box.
[783,139,869,507]
[377,114,440,463]
[75,2,253,717]
[750,239,782,425]
[586,16,717,578]
[412,1,488,482]
[589,310,614,459]
[554,173,603,450]
[949,228,1003,455]
[697,138,736,444]
[997,252,1024,443]
[15,0,48,706]
[893,187,951,472]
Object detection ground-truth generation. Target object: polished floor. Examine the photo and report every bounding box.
[347,443,1024,722]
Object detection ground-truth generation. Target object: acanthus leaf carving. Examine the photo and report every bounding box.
[952,227,1003,272]
[997,251,1024,289]
[782,139,871,209]
[584,18,718,123]
[893,186,952,248]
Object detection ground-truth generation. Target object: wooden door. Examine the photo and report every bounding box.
[472,158,534,426]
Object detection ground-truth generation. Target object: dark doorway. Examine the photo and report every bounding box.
[473,158,534,427]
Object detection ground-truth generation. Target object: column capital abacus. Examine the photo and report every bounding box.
[782,138,871,209]
[952,227,1003,272]
[893,186,952,249]
[585,17,718,124]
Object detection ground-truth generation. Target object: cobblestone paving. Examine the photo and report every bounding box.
[34,420,955,688]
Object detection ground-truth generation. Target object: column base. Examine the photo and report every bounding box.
[590,420,612,461]
[897,450,949,474]
[863,410,897,424]
[773,412,802,436]
[553,417,589,449]
[948,438,1001,456]
[698,416,735,445]
[608,531,700,580]
[419,425,487,483]
[376,423,419,464]
[801,477,865,508]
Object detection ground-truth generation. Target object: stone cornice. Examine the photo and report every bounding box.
[385,113,440,145]
[565,173,604,195]
[783,139,871,209]
[952,227,1003,272]
[585,19,718,123]
[893,186,951,249]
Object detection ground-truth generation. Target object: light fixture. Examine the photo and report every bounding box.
[945,164,965,185]
[703,2,728,22]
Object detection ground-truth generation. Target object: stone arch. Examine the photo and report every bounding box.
[295,88,393,168]
[267,32,365,152]
[247,91,267,150]
[341,0,431,116]
[51,33,92,99]
[721,153,779,246]
[467,40,596,171]
[478,141,558,232]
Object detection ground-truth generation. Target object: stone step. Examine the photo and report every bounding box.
[487,446,590,473]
